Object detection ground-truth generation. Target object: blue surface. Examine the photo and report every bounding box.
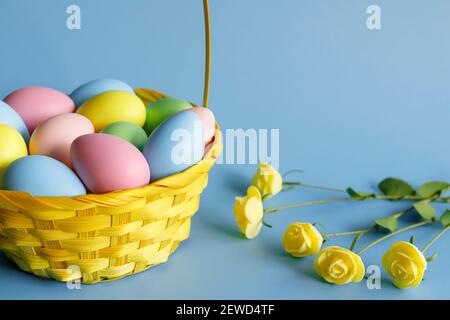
[0,0,449,299]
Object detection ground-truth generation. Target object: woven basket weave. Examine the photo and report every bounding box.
[0,0,218,284]
[0,88,222,284]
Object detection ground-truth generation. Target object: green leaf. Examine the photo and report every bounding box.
[375,212,403,232]
[426,252,438,263]
[417,181,450,198]
[346,187,375,199]
[378,178,415,196]
[346,187,359,197]
[409,235,415,244]
[413,201,436,220]
[440,210,450,227]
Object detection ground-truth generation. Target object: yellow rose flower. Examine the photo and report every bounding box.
[282,222,323,257]
[382,241,427,289]
[314,246,365,285]
[252,163,282,198]
[233,186,264,239]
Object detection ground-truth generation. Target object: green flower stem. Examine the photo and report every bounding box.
[263,197,352,214]
[349,233,365,251]
[373,195,445,202]
[322,226,377,238]
[356,220,434,255]
[422,225,450,254]
[350,232,365,252]
[283,181,347,193]
[321,225,378,252]
[282,181,448,203]
[263,195,447,215]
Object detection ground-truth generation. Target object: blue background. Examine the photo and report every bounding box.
[0,0,449,299]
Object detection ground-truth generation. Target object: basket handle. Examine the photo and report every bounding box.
[202,0,211,108]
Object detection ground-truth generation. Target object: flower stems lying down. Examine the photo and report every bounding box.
[233,163,450,288]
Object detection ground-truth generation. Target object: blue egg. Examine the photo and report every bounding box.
[143,111,204,181]
[70,78,135,109]
[3,155,87,197]
[0,100,30,142]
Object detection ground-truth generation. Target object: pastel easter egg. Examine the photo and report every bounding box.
[70,78,135,109]
[101,121,148,151]
[29,113,94,167]
[143,111,204,181]
[4,86,75,133]
[0,100,30,142]
[77,91,146,132]
[3,155,86,197]
[71,133,150,194]
[143,97,192,134]
[0,125,28,184]
[189,107,216,144]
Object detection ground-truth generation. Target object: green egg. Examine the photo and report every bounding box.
[101,121,148,151]
[143,97,192,134]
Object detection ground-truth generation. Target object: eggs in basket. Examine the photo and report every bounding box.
[0,79,216,197]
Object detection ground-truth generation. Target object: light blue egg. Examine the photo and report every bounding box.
[143,111,204,181]
[0,100,30,142]
[3,155,87,197]
[70,78,135,109]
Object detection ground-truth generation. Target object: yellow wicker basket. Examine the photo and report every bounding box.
[0,0,221,284]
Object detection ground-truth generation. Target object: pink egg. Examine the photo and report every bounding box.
[29,113,94,168]
[4,86,75,133]
[71,133,150,194]
[189,107,216,144]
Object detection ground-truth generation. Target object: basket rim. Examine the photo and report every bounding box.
[0,125,222,200]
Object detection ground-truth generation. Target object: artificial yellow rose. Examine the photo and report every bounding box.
[234,186,264,239]
[282,222,323,257]
[382,241,427,289]
[252,163,282,198]
[314,246,365,285]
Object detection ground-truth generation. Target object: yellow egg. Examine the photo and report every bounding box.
[76,91,146,132]
[0,124,28,184]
